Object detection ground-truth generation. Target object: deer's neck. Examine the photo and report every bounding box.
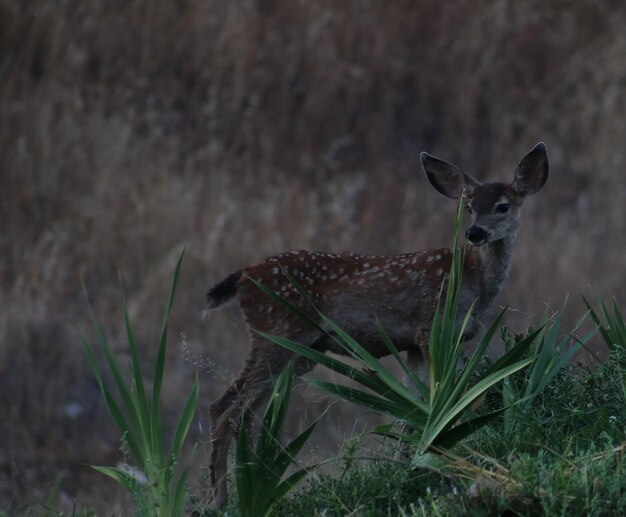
[467,229,519,309]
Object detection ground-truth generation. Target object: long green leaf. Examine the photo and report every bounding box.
[429,406,509,451]
[84,248,197,516]
[257,331,417,409]
[165,374,199,494]
[583,294,613,349]
[282,417,321,464]
[168,375,199,460]
[271,468,313,508]
[236,417,254,516]
[99,389,145,463]
[429,307,506,421]
[481,327,543,379]
[264,423,321,496]
[83,281,142,441]
[82,332,150,469]
[312,380,426,422]
[421,357,534,450]
[235,364,319,517]
[122,292,150,446]
[257,365,293,471]
[613,299,626,345]
[151,248,185,469]
[91,466,140,493]
[171,468,189,517]
[318,314,418,402]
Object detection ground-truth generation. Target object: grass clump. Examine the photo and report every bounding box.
[273,347,626,516]
[273,460,449,516]
[82,249,198,517]
[583,295,626,352]
[234,364,322,517]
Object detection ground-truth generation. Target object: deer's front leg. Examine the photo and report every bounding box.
[406,348,429,394]
[407,327,431,394]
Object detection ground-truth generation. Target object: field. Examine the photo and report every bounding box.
[1,1,625,514]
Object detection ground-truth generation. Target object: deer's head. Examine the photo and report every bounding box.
[420,142,549,246]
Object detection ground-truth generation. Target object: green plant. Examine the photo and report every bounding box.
[274,459,442,516]
[500,303,593,433]
[253,202,540,463]
[82,249,198,517]
[235,363,321,517]
[275,324,626,517]
[583,295,626,352]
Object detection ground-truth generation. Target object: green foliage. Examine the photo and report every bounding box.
[275,344,626,516]
[274,460,445,516]
[82,249,198,517]
[583,294,626,352]
[500,303,593,433]
[235,364,321,517]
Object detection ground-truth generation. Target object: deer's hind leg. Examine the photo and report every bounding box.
[209,334,317,508]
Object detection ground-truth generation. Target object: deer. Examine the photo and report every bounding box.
[206,142,549,507]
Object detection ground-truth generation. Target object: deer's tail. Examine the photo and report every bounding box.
[207,270,242,309]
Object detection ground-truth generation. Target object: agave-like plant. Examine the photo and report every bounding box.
[235,363,321,517]
[82,249,198,517]
[583,294,626,353]
[252,202,544,463]
[499,302,593,434]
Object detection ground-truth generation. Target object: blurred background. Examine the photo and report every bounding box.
[1,0,624,513]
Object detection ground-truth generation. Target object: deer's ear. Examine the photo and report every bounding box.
[421,152,481,199]
[513,142,549,197]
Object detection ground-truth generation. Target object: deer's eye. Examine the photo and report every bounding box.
[495,203,510,214]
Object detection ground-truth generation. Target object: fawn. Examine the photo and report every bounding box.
[206,142,549,507]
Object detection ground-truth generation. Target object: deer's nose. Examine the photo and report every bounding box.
[465,226,490,245]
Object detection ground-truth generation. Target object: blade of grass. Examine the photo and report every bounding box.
[151,249,185,469]
[121,290,150,445]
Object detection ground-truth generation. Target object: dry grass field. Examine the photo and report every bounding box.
[1,0,624,512]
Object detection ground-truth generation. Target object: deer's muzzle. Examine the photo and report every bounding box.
[465,226,490,245]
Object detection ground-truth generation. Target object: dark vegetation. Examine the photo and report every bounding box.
[270,350,626,516]
[1,0,624,513]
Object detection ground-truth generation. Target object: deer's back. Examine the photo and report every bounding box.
[236,248,455,355]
